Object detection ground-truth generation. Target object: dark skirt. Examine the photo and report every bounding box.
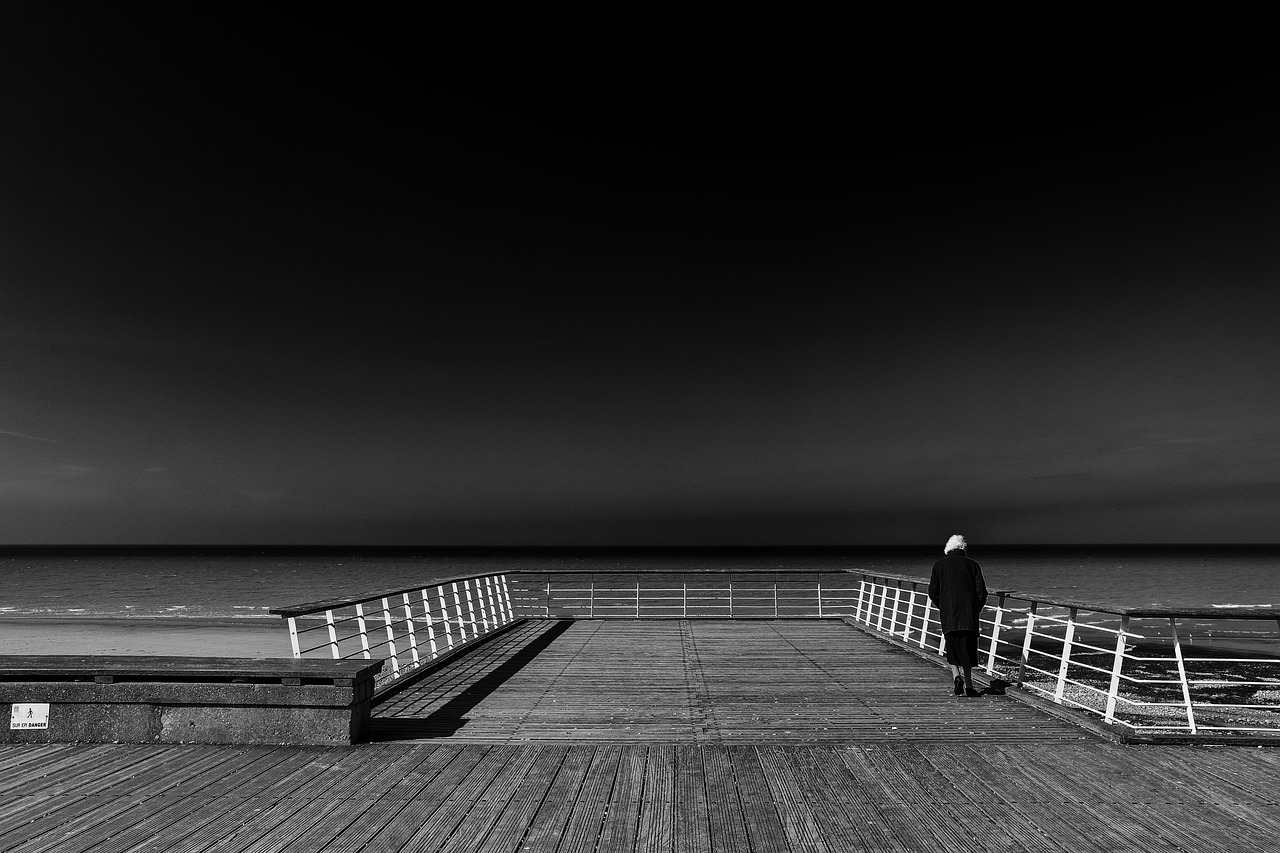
[944,630,980,667]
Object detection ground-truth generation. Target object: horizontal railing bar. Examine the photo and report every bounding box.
[270,572,510,617]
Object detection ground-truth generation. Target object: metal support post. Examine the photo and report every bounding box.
[1104,614,1131,724]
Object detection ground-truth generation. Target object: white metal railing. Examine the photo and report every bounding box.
[273,567,1280,736]
[847,571,1280,738]
[269,573,517,693]
[504,571,862,619]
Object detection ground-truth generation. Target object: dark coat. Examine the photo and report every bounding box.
[928,549,988,633]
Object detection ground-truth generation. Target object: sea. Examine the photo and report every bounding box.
[2,547,1278,657]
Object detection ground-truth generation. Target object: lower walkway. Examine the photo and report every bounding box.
[372,619,1088,743]
[2,620,1279,852]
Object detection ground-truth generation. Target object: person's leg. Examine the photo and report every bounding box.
[962,665,973,689]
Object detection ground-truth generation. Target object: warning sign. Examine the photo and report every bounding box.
[10,703,50,730]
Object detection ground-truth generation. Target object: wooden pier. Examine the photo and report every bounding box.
[3,619,1279,852]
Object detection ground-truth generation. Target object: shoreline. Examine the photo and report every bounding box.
[0,615,291,658]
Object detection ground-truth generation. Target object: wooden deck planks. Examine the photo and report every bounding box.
[557,744,623,853]
[6,621,1280,852]
[635,744,674,853]
[701,747,751,853]
[595,744,647,853]
[373,619,1090,744]
[5,741,1280,853]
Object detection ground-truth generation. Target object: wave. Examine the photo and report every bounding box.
[1211,603,1273,608]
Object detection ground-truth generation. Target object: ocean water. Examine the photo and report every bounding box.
[2,547,1278,620]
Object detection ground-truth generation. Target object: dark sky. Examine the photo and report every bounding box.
[2,5,1277,545]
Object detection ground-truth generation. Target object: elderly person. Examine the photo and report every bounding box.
[928,534,989,697]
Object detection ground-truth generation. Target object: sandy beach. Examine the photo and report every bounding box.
[0,617,293,658]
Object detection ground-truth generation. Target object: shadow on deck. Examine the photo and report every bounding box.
[370,619,1093,744]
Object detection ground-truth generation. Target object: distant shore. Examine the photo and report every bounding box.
[0,615,291,658]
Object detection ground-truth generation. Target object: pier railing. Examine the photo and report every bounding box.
[848,570,1280,738]
[272,568,1280,736]
[269,573,516,693]
[505,570,862,618]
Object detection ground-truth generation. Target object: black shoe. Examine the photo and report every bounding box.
[965,687,982,698]
[953,676,964,695]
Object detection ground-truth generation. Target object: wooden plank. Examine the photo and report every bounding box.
[518,744,596,851]
[396,744,524,852]
[805,748,910,853]
[294,799,407,853]
[0,744,77,776]
[0,794,133,852]
[44,751,294,853]
[1046,743,1280,848]
[469,746,572,853]
[725,745,790,853]
[204,795,344,853]
[777,747,881,853]
[855,745,979,852]
[595,744,647,853]
[11,795,160,853]
[635,744,674,853]
[754,746,828,853]
[428,745,548,853]
[112,798,253,853]
[0,744,152,797]
[359,746,491,850]
[701,747,751,853]
[558,744,624,853]
[673,746,711,853]
[150,795,292,853]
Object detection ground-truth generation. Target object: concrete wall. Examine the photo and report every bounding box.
[1,658,382,746]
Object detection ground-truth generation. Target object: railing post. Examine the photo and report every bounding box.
[381,597,400,674]
[1169,618,1198,734]
[773,580,779,618]
[888,583,902,635]
[501,575,514,619]
[402,593,420,666]
[817,577,823,618]
[919,596,932,648]
[474,578,490,630]
[436,585,454,649]
[325,610,339,658]
[1053,607,1077,703]
[287,616,301,657]
[451,582,465,642]
[635,578,640,617]
[481,573,496,622]
[985,593,1006,675]
[488,576,499,625]
[354,602,371,660]
[1017,601,1037,687]
[903,587,917,642]
[546,576,552,618]
[729,578,734,618]
[856,579,868,623]
[1104,614,1131,724]
[463,579,479,636]
[590,576,596,618]
[877,583,889,632]
[682,580,687,618]
[421,589,439,658]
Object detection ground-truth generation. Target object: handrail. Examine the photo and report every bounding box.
[845,571,1280,738]
[271,567,1280,736]
[270,571,519,697]
[850,569,1279,619]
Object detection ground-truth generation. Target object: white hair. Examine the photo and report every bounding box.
[943,534,967,554]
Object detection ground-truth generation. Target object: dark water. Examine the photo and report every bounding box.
[2,546,1278,619]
